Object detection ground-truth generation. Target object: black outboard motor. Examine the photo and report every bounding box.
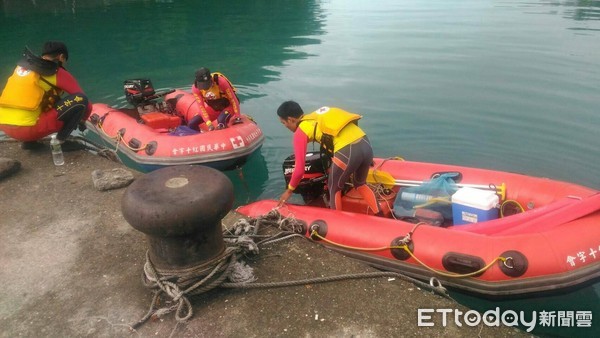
[124,79,156,107]
[282,152,330,203]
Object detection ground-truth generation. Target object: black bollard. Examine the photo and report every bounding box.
[122,165,234,269]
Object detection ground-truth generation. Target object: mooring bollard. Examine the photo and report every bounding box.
[121,165,234,269]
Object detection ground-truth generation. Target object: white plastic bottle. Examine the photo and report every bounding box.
[50,134,65,166]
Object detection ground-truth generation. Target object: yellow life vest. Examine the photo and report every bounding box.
[302,106,361,136]
[0,66,59,126]
[300,106,364,155]
[0,66,45,111]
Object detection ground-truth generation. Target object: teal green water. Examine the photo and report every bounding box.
[2,0,599,200]
[1,1,599,336]
[452,283,600,337]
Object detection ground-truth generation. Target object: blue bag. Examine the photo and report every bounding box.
[393,173,459,223]
[169,125,200,136]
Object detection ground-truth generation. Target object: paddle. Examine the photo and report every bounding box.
[367,169,507,201]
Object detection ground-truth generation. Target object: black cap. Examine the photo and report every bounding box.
[195,67,212,90]
[42,41,69,60]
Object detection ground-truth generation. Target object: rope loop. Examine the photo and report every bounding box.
[429,277,447,293]
[503,256,514,269]
[397,233,412,246]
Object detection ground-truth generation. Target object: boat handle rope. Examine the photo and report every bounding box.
[95,112,121,141]
[309,230,507,278]
[114,131,149,152]
[96,117,149,152]
[89,116,121,156]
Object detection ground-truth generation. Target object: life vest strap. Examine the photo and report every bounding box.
[18,47,58,76]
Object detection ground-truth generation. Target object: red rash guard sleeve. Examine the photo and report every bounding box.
[288,129,309,190]
[55,67,84,94]
[55,67,92,117]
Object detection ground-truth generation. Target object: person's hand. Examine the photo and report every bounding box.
[278,189,294,207]
[208,124,215,131]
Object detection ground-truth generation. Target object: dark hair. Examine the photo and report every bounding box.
[277,100,304,119]
[42,41,69,60]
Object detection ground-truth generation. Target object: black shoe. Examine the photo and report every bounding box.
[20,141,45,150]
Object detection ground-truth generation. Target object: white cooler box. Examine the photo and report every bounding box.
[452,187,499,225]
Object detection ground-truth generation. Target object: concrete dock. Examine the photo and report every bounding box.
[0,139,527,337]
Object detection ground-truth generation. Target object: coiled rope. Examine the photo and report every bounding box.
[130,210,450,334]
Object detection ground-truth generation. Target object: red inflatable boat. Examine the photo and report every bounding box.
[84,88,264,172]
[237,155,600,299]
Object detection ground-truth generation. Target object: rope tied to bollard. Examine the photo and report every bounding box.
[132,246,256,331]
[130,209,450,334]
[130,209,289,331]
[220,209,450,297]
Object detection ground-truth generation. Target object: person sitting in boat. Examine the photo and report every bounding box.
[187,67,241,131]
[0,41,92,149]
[276,101,382,215]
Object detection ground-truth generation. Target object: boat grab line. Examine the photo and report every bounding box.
[310,230,507,279]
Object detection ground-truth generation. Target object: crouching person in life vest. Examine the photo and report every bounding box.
[186,67,241,131]
[0,41,92,149]
[277,101,383,216]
